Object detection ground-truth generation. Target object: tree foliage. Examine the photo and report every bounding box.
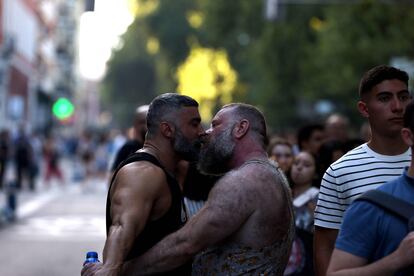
[102,17,157,127]
[102,0,414,132]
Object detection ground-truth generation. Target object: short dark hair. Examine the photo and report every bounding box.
[223,103,268,148]
[297,124,324,151]
[403,100,414,131]
[359,65,409,99]
[146,93,198,137]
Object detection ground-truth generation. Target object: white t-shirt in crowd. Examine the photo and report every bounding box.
[314,143,411,229]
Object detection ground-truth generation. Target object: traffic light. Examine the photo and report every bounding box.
[52,97,74,120]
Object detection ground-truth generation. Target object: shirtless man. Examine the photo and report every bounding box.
[121,103,294,275]
[81,93,204,276]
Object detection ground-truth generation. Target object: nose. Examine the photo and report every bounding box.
[199,128,211,141]
[198,124,205,135]
[199,125,209,136]
[295,163,302,171]
[391,96,403,112]
[199,131,208,145]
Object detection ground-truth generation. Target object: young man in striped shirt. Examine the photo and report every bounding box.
[313,65,412,276]
[327,100,414,276]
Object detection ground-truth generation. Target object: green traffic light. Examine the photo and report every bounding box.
[52,97,74,120]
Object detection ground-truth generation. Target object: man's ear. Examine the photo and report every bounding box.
[401,127,413,147]
[234,119,249,139]
[160,122,175,138]
[357,100,369,118]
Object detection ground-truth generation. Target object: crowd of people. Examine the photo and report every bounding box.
[78,64,414,276]
[2,64,410,275]
[0,122,146,195]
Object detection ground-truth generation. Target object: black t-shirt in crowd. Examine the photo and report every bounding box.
[111,140,143,171]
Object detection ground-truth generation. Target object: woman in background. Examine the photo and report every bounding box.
[285,151,319,276]
[267,137,294,183]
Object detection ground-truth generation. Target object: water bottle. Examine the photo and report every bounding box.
[83,251,100,266]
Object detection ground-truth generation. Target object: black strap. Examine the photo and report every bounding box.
[109,151,164,187]
[356,190,414,230]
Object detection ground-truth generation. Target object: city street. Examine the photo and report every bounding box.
[0,175,107,276]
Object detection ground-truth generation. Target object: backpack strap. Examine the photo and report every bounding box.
[356,190,414,231]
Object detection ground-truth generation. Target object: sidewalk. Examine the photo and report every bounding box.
[0,158,75,226]
[0,189,40,224]
[0,157,110,226]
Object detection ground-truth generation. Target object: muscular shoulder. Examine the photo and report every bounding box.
[111,161,167,198]
[236,161,287,194]
[209,161,286,207]
[211,164,258,193]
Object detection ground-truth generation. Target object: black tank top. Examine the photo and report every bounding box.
[106,152,191,275]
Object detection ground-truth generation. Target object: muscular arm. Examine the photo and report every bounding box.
[122,171,254,275]
[327,232,414,276]
[314,226,338,276]
[101,163,165,275]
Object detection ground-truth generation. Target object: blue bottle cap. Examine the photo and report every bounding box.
[86,251,98,259]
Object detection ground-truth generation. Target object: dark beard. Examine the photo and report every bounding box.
[198,126,234,176]
[173,130,201,162]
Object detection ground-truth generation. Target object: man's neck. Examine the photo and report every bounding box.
[229,149,267,170]
[368,135,408,155]
[141,141,177,175]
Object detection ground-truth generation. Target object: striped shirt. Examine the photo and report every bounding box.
[184,197,205,218]
[314,143,411,229]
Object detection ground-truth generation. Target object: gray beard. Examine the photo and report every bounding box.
[198,126,235,176]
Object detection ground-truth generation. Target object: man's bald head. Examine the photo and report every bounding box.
[134,105,149,142]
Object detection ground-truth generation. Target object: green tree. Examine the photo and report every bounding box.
[201,2,323,131]
[101,0,200,126]
[101,17,157,127]
[102,0,414,132]
[305,1,414,127]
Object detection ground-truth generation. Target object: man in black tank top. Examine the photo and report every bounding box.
[121,103,294,275]
[82,93,204,276]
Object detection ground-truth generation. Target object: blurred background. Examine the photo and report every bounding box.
[0,0,413,275]
[0,0,413,139]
